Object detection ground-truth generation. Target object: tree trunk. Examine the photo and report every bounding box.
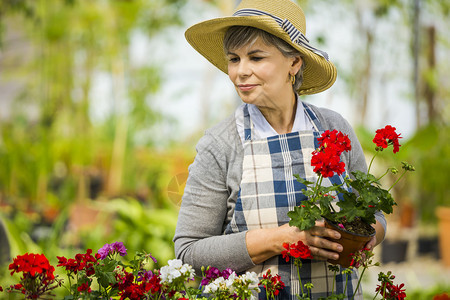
[424,25,436,123]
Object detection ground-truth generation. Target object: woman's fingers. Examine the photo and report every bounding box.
[365,235,377,250]
[280,223,343,260]
[304,225,343,260]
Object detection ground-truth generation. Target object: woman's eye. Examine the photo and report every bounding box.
[251,56,263,61]
[228,57,239,63]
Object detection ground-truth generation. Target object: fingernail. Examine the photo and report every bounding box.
[337,245,343,252]
[335,233,341,239]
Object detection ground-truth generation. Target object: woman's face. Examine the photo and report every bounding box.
[226,37,301,110]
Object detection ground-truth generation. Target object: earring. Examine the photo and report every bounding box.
[290,74,296,85]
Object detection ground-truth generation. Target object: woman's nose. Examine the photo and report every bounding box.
[237,59,252,77]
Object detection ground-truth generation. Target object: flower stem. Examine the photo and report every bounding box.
[367,152,379,174]
[314,175,324,199]
[296,260,304,296]
[351,267,366,300]
[376,168,390,182]
[388,170,407,192]
[343,270,351,295]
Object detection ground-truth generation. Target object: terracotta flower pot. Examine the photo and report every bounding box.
[324,219,375,268]
[436,206,450,267]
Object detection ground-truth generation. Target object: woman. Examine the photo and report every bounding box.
[174,0,386,299]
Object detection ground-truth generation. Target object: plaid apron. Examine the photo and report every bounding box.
[225,102,362,299]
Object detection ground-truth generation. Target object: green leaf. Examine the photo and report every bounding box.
[288,205,320,231]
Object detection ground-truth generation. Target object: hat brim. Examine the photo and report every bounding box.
[185,15,337,95]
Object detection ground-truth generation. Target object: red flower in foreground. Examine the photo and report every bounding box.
[259,269,285,297]
[281,241,313,262]
[77,282,92,293]
[372,125,401,153]
[7,253,60,299]
[57,249,99,276]
[9,253,56,283]
[375,281,406,300]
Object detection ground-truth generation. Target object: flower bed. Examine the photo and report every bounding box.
[0,241,412,300]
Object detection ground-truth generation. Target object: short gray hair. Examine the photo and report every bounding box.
[223,26,305,92]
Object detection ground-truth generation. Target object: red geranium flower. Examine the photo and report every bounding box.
[281,241,313,262]
[375,281,406,300]
[57,249,99,276]
[372,125,402,153]
[318,129,352,155]
[7,253,60,299]
[311,130,351,178]
[77,282,92,293]
[259,269,285,297]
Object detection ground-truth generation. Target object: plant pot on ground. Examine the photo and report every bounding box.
[381,239,408,264]
[436,206,450,267]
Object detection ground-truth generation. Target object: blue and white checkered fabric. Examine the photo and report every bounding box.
[225,102,362,299]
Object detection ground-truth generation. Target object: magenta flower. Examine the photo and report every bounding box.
[201,267,221,286]
[110,242,127,257]
[98,244,111,260]
[97,242,127,260]
[221,268,234,279]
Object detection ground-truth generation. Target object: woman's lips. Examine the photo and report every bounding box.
[237,84,257,92]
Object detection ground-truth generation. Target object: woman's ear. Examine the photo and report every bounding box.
[291,56,303,74]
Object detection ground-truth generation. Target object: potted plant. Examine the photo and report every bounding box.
[288,126,415,267]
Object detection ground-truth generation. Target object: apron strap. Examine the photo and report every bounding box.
[302,102,324,132]
[243,104,252,141]
[238,100,325,141]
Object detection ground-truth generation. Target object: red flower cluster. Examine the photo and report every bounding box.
[7,253,60,299]
[349,247,373,269]
[57,249,100,277]
[372,125,401,153]
[281,241,313,262]
[117,271,162,300]
[259,269,285,297]
[312,130,352,178]
[317,130,352,153]
[9,253,55,280]
[375,281,406,299]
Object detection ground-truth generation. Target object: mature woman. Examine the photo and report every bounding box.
[174,0,386,299]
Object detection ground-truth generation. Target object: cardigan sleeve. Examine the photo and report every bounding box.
[173,121,255,274]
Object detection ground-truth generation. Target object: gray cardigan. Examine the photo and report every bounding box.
[173,103,386,273]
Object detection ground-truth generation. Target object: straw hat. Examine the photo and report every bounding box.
[185,0,337,95]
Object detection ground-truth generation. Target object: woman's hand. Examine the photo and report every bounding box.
[245,221,343,264]
[281,221,343,261]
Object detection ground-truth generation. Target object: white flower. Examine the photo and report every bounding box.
[243,271,259,285]
[159,259,195,284]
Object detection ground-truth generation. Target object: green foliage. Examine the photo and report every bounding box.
[79,198,178,267]
[406,284,450,300]
[394,124,450,224]
[288,176,337,231]
[0,0,189,211]
[337,171,396,225]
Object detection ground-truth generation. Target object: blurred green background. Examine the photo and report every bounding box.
[0,0,448,298]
